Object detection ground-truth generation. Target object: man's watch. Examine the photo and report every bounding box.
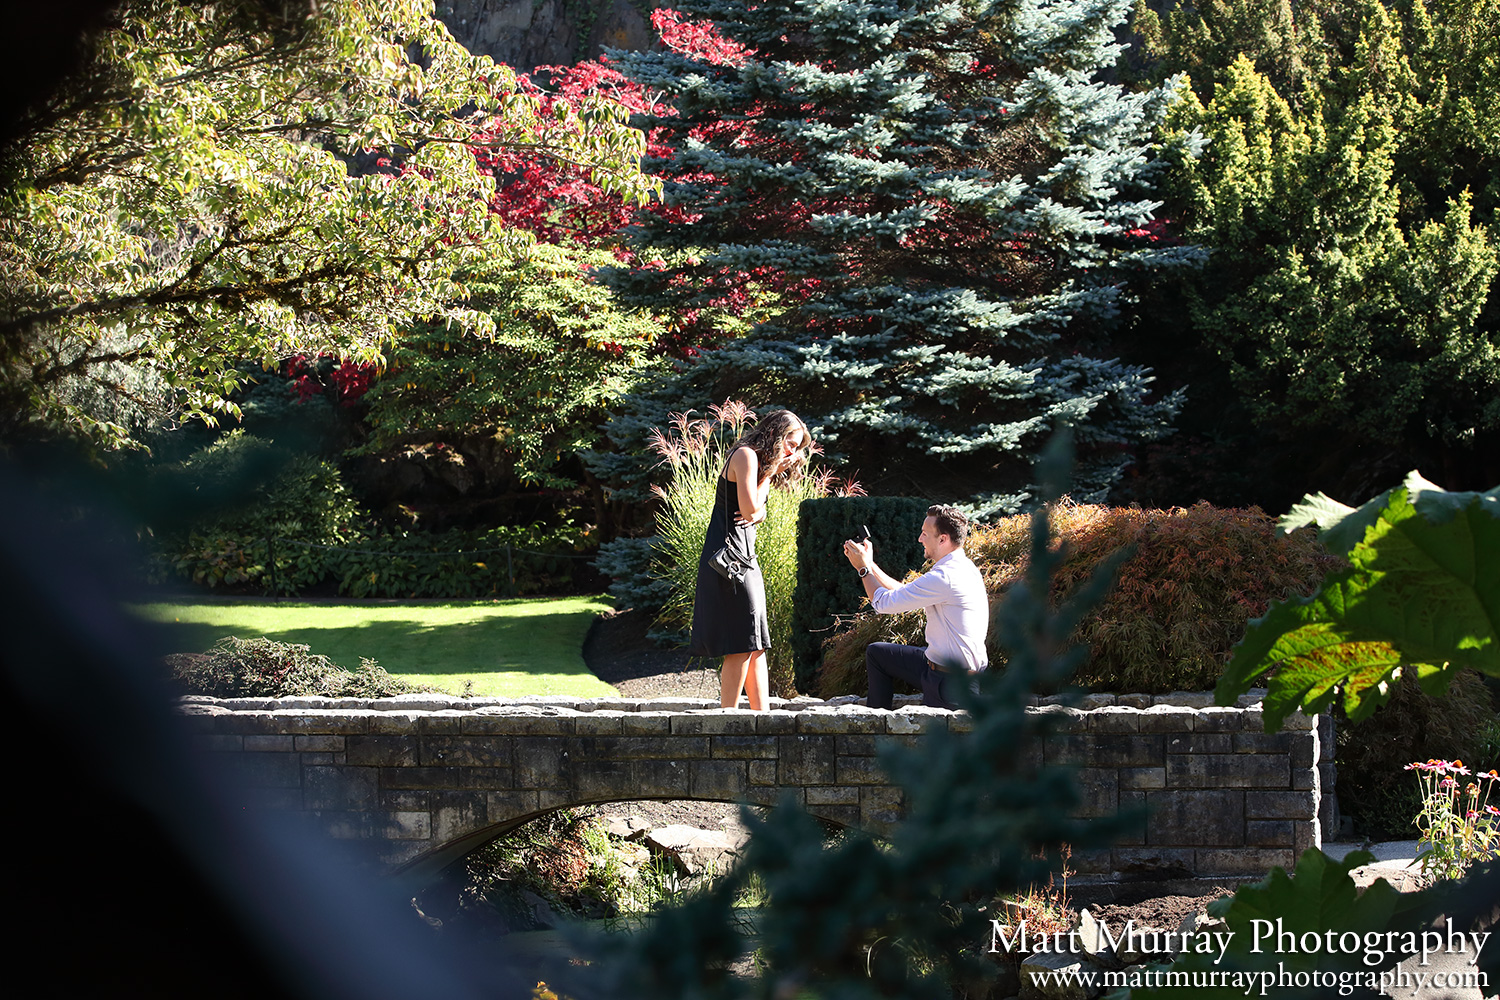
[857,566,871,578]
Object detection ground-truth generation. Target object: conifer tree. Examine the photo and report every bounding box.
[592,0,1195,511]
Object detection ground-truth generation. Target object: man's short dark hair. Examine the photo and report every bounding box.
[926,504,969,546]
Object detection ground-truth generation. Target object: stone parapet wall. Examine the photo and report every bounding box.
[178,693,1323,880]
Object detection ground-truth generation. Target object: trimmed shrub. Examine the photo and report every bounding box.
[1335,670,1497,839]
[790,496,931,690]
[814,501,1342,697]
[167,636,424,698]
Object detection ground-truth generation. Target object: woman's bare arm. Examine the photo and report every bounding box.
[726,447,769,524]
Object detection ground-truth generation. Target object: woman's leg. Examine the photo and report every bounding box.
[720,651,751,708]
[742,649,769,711]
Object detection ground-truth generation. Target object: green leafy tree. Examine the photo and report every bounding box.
[357,244,666,500]
[593,0,1193,512]
[0,0,654,451]
[1126,0,1500,499]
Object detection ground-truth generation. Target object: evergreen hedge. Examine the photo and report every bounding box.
[791,496,932,690]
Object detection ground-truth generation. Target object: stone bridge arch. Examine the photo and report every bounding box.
[180,692,1327,885]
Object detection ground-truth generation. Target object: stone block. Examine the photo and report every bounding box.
[1293,767,1319,791]
[346,735,419,767]
[1245,790,1318,820]
[381,811,432,840]
[1165,733,1232,754]
[1231,732,1291,754]
[711,735,777,759]
[1246,820,1293,846]
[806,803,860,827]
[1116,791,1146,845]
[1120,767,1166,790]
[1290,733,1316,769]
[622,713,673,735]
[278,711,374,735]
[1138,707,1198,734]
[1112,847,1197,879]
[304,766,378,810]
[756,711,800,734]
[1072,768,1119,818]
[1193,708,1245,733]
[380,766,462,789]
[806,786,859,805]
[1280,711,1316,731]
[239,734,292,752]
[217,751,300,788]
[748,760,777,786]
[837,756,892,786]
[836,734,879,756]
[947,713,974,734]
[1072,847,1114,874]
[1152,693,1216,709]
[1116,694,1153,709]
[416,714,463,735]
[1195,848,1294,875]
[457,768,512,790]
[513,738,569,788]
[778,735,836,784]
[213,713,283,735]
[499,715,580,736]
[1086,707,1141,733]
[420,737,511,767]
[1146,790,1243,845]
[367,712,423,735]
[487,789,541,821]
[690,760,748,799]
[432,790,488,843]
[627,759,691,798]
[193,734,244,752]
[588,735,710,760]
[798,710,885,734]
[671,712,759,735]
[381,789,430,811]
[1045,734,1165,768]
[860,786,904,827]
[300,752,335,766]
[1166,753,1289,788]
[318,811,375,840]
[572,759,632,800]
[575,713,624,736]
[294,735,346,752]
[1294,818,1321,855]
[632,699,719,712]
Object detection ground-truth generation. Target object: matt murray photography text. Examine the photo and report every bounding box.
[991,917,1492,969]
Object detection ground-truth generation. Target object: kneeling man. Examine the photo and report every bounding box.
[842,505,989,710]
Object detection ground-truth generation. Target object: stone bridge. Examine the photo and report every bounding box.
[179,693,1331,883]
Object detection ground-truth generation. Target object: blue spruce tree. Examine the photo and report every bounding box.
[592,0,1198,512]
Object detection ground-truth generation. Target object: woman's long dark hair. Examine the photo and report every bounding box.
[732,409,812,485]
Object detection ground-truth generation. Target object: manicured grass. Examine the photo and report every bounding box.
[132,596,618,698]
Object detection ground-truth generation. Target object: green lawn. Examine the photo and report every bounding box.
[133,596,618,698]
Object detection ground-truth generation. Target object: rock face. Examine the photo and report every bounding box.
[434,0,662,72]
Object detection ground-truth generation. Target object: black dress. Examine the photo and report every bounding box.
[688,473,770,656]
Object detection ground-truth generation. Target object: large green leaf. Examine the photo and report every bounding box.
[1217,476,1500,729]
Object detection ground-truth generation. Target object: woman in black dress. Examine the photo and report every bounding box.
[690,409,812,710]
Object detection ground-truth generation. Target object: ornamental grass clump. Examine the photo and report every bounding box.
[815,501,1341,697]
[649,401,860,696]
[1406,759,1500,882]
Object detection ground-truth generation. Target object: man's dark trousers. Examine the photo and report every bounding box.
[865,641,968,710]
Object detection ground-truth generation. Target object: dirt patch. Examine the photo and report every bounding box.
[1087,888,1233,932]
